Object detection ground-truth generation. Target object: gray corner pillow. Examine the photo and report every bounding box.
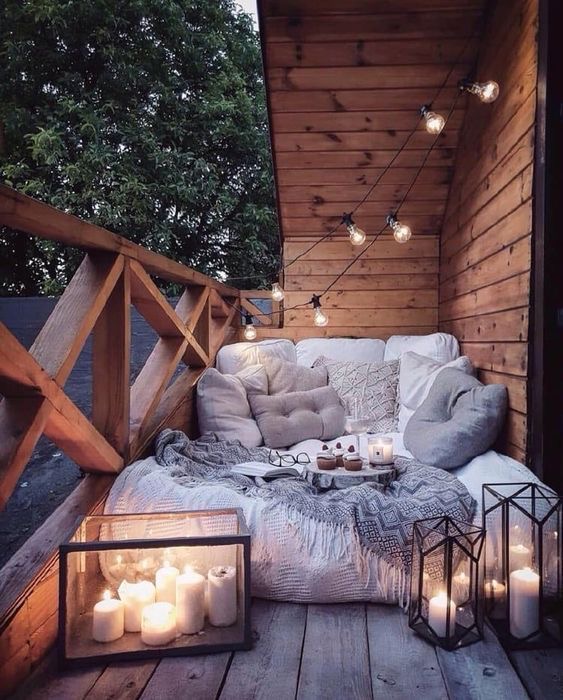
[404,367,507,469]
[314,355,399,433]
[248,386,345,449]
[259,355,327,395]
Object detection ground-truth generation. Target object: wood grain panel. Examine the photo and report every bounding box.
[438,0,537,464]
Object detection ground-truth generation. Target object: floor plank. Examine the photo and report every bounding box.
[436,624,530,700]
[84,660,157,700]
[297,604,372,700]
[367,605,448,699]
[510,648,563,700]
[139,654,231,700]
[220,599,306,700]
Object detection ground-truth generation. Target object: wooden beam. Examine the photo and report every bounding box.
[129,260,186,337]
[0,185,238,297]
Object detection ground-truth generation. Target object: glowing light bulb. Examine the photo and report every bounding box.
[477,80,500,103]
[243,321,257,341]
[387,213,412,244]
[271,282,285,302]
[311,294,328,327]
[342,212,366,246]
[420,105,445,135]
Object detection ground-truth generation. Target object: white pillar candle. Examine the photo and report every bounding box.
[509,544,532,573]
[452,571,470,602]
[92,590,125,643]
[208,566,237,627]
[428,592,456,638]
[367,437,394,466]
[176,568,206,634]
[141,602,177,646]
[156,564,179,605]
[509,567,540,639]
[118,580,156,632]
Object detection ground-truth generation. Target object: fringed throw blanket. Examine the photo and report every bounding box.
[107,431,475,578]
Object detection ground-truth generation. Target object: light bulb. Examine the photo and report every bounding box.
[314,306,329,327]
[387,213,412,244]
[271,282,285,302]
[423,110,445,135]
[348,223,366,246]
[476,80,500,103]
[244,323,257,341]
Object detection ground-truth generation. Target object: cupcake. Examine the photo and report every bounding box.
[316,449,337,470]
[343,452,363,471]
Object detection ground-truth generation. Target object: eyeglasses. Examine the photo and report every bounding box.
[268,450,311,467]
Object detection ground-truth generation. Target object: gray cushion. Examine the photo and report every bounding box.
[259,355,327,395]
[248,386,345,449]
[403,368,507,469]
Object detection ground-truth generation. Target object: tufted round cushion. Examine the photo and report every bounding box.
[248,386,345,449]
[403,368,507,469]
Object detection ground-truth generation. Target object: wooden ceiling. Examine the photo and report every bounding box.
[257,0,488,241]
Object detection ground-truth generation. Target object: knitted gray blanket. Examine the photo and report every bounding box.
[155,430,476,571]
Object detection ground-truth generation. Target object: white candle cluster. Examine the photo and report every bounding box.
[92,559,238,645]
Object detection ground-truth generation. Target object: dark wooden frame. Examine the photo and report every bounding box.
[58,508,252,669]
[530,0,563,494]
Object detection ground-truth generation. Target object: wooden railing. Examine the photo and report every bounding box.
[0,185,247,510]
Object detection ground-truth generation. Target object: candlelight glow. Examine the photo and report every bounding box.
[103,589,111,601]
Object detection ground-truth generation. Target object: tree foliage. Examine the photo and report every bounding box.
[0,0,280,295]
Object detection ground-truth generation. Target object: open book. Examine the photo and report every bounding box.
[232,461,305,480]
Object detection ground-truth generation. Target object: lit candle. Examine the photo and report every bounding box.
[485,579,506,619]
[367,437,394,466]
[428,591,456,638]
[452,571,470,602]
[208,566,237,627]
[118,580,156,632]
[509,567,540,639]
[92,590,124,643]
[156,562,179,605]
[108,553,126,579]
[509,544,532,573]
[141,602,177,646]
[176,567,206,634]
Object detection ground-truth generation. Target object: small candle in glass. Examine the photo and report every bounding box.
[368,436,394,466]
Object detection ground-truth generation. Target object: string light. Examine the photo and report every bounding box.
[420,105,445,135]
[459,78,500,103]
[271,282,285,302]
[387,213,412,243]
[243,312,257,340]
[342,212,366,246]
[311,295,328,327]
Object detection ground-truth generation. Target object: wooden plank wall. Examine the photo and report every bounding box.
[279,236,439,340]
[438,0,538,464]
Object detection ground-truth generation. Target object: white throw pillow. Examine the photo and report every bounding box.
[215,339,296,375]
[295,338,385,367]
[384,333,459,364]
[196,365,267,447]
[398,351,474,432]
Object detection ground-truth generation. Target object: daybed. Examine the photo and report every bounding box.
[104,334,543,605]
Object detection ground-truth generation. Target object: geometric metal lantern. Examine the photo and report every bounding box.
[58,509,251,668]
[483,483,563,649]
[409,516,485,651]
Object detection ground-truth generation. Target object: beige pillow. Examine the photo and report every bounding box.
[248,386,345,449]
[258,355,327,394]
[196,365,267,447]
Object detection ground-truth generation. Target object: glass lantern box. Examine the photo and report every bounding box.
[409,516,485,651]
[483,483,562,648]
[58,509,251,667]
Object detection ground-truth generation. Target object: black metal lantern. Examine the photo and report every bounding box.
[58,509,252,668]
[409,516,485,650]
[483,483,563,648]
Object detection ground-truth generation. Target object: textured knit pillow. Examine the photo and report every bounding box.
[248,386,345,449]
[258,355,327,394]
[314,356,399,433]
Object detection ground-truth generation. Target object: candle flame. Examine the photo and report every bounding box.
[183,564,194,575]
[102,590,111,601]
[116,555,122,565]
[458,572,467,581]
[492,579,498,589]
[163,560,170,568]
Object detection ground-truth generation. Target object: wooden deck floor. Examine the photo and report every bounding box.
[10,600,563,700]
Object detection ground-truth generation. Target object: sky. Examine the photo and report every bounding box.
[236,0,259,27]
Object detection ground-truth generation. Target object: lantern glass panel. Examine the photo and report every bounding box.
[483,483,563,648]
[409,516,485,651]
[59,509,251,667]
